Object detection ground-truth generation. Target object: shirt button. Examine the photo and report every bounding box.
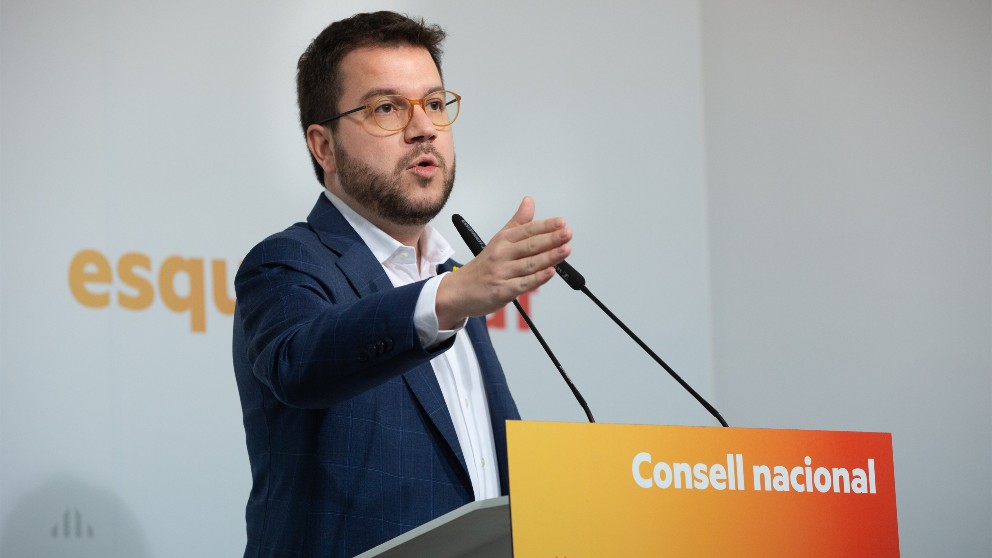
[481,457,486,468]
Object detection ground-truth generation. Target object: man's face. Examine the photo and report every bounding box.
[328,45,455,228]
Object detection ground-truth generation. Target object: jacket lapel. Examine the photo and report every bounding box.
[402,366,469,481]
[307,195,393,296]
[307,195,470,483]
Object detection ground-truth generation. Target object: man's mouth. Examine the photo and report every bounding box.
[407,154,440,179]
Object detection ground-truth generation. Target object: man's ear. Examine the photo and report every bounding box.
[306,124,336,177]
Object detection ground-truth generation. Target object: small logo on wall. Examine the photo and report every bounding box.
[51,508,94,539]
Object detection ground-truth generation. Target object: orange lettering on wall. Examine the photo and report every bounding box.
[118,252,154,310]
[159,256,206,333]
[487,307,506,329]
[68,249,113,308]
[486,290,535,331]
[68,250,237,333]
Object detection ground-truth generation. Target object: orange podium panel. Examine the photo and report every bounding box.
[507,421,898,557]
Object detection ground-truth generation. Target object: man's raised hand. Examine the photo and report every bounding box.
[436,197,572,329]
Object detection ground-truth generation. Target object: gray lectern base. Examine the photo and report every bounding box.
[356,496,511,558]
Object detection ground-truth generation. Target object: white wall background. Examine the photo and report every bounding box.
[702,2,991,556]
[0,1,987,556]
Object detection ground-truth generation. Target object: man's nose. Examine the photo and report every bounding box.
[404,104,438,143]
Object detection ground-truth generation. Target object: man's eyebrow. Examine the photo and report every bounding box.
[356,86,446,103]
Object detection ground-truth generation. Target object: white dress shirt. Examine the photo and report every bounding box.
[323,190,501,500]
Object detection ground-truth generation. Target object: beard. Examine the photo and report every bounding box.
[334,142,455,227]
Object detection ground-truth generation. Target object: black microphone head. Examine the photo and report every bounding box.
[554,261,586,290]
[452,214,486,256]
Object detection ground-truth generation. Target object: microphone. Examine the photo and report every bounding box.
[554,260,585,290]
[453,213,729,428]
[576,281,730,427]
[451,212,585,289]
[452,214,595,423]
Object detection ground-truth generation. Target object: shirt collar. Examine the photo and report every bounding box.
[323,189,454,270]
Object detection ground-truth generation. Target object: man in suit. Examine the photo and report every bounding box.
[232,11,573,557]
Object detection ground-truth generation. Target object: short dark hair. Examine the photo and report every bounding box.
[297,11,447,184]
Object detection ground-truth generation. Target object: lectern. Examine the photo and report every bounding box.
[356,497,510,558]
[361,421,900,557]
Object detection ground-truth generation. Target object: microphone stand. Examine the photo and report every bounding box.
[452,214,595,423]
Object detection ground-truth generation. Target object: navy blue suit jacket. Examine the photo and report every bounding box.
[232,194,520,557]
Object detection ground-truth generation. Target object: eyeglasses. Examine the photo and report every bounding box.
[317,90,461,132]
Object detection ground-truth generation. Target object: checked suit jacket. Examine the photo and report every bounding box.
[232,194,520,558]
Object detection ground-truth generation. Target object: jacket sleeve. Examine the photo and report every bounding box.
[234,233,454,409]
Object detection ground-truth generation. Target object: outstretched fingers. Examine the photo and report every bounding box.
[495,220,572,265]
[504,240,571,278]
[439,197,575,324]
